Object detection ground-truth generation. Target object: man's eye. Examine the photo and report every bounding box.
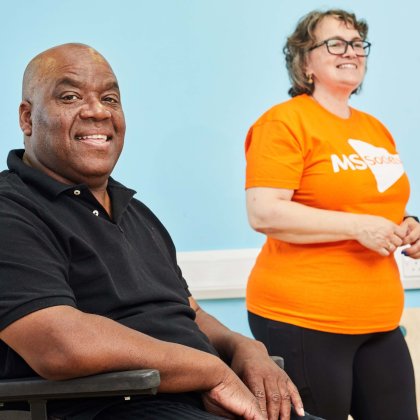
[61,94,78,101]
[103,96,119,104]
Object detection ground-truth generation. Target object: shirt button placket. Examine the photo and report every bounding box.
[93,210,99,216]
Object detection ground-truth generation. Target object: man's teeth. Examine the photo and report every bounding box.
[76,135,108,141]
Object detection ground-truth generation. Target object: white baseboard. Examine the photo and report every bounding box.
[177,247,420,300]
[177,248,259,299]
[394,247,420,290]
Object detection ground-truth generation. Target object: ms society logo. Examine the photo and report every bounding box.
[330,139,405,192]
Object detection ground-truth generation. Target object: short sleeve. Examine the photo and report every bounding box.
[0,197,76,331]
[176,265,191,296]
[245,120,304,190]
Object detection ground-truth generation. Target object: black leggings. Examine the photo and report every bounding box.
[249,312,418,420]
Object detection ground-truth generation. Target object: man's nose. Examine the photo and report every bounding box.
[79,98,112,120]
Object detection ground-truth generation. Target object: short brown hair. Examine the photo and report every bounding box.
[284,9,368,97]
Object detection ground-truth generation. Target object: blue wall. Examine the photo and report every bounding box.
[2,0,419,334]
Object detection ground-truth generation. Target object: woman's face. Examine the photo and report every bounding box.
[305,16,366,97]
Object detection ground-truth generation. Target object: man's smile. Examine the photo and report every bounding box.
[75,134,112,144]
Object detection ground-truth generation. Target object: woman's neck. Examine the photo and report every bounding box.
[311,88,352,119]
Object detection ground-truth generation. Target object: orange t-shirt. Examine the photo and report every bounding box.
[245,94,410,334]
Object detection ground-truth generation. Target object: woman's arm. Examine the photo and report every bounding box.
[246,187,407,256]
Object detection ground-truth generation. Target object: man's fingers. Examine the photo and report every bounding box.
[261,377,281,420]
[278,378,306,420]
[289,383,305,417]
[253,375,305,420]
[249,380,269,417]
[278,389,292,420]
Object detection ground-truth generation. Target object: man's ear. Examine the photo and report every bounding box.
[19,101,32,136]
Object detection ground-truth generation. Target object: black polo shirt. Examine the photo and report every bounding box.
[0,149,217,379]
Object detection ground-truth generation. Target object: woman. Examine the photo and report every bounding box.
[244,9,419,420]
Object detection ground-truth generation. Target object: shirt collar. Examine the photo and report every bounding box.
[7,149,136,209]
[7,149,74,198]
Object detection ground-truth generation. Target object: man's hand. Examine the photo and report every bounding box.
[202,368,266,419]
[191,297,304,419]
[401,217,420,258]
[229,338,304,420]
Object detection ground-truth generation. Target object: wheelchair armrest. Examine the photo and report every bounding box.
[271,355,285,370]
[0,369,160,403]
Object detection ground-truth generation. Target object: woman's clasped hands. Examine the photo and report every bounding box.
[355,214,420,258]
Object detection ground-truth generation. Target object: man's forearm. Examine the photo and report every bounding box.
[0,305,228,393]
[190,298,267,364]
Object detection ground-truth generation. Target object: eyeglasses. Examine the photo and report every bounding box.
[309,38,371,57]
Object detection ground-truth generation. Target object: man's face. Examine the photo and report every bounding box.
[21,47,126,187]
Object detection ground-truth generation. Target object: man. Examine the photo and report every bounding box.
[0,43,307,420]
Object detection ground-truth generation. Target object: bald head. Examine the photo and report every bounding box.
[19,43,125,190]
[22,43,113,101]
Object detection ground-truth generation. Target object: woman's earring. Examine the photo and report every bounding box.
[306,73,313,84]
